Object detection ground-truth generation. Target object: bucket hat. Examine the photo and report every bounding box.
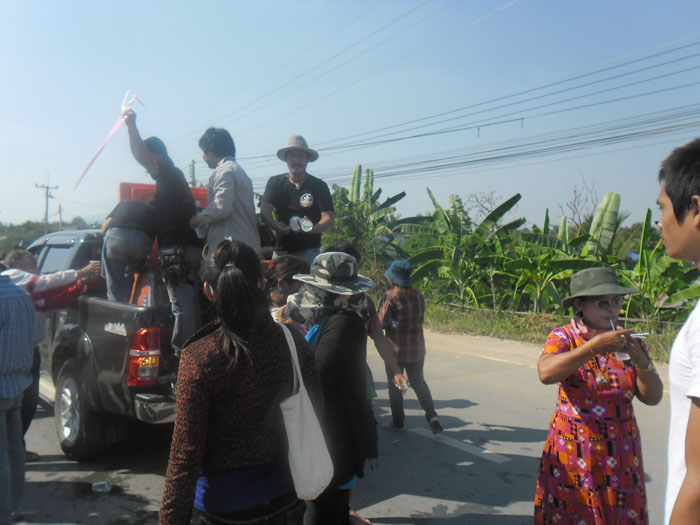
[562,267,637,309]
[277,134,319,162]
[293,252,374,295]
[385,259,413,287]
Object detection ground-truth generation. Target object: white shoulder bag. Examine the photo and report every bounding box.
[277,323,333,500]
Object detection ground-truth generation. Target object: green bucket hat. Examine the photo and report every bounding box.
[293,251,374,295]
[562,267,637,310]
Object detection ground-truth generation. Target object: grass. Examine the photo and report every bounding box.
[424,303,679,363]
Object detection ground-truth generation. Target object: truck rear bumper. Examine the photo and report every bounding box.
[134,393,176,424]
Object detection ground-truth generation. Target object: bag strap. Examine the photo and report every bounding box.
[277,323,303,395]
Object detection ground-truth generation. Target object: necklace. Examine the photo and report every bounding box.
[590,353,609,385]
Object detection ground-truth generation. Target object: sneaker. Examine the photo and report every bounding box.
[382,422,406,434]
[25,450,41,462]
[349,509,372,525]
[429,417,443,434]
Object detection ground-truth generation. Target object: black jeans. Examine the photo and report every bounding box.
[385,359,437,428]
[190,493,304,524]
[303,487,350,525]
[21,345,40,437]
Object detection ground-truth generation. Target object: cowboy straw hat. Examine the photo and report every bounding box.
[277,134,319,162]
[293,252,374,295]
[562,267,638,310]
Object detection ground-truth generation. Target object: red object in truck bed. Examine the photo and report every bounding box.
[118,182,208,209]
[118,182,208,306]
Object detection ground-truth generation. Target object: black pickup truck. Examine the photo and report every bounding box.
[28,229,179,461]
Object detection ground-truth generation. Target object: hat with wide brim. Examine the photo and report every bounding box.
[562,267,638,309]
[385,259,413,287]
[293,251,374,295]
[277,134,319,163]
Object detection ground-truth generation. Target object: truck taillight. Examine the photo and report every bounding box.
[128,327,161,386]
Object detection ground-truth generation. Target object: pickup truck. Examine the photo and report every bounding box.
[28,228,180,461]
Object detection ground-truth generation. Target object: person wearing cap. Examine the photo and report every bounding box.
[656,138,700,524]
[378,259,443,435]
[189,127,261,255]
[289,252,377,525]
[261,135,334,265]
[534,267,663,524]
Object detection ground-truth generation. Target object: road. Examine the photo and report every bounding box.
[17,330,669,524]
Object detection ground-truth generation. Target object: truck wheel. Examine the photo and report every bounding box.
[54,359,112,461]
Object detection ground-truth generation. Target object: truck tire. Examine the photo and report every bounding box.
[54,358,113,461]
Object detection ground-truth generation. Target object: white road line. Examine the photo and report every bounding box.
[409,427,510,464]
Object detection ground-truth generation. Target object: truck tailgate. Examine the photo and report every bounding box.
[77,296,176,416]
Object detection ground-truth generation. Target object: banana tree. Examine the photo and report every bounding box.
[505,209,596,312]
[619,209,700,322]
[402,190,524,307]
[326,164,407,264]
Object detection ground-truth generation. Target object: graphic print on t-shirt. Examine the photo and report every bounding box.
[300,193,313,208]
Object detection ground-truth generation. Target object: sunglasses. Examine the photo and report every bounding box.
[590,296,625,310]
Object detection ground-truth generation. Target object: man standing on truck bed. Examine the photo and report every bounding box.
[0,271,34,524]
[188,127,260,255]
[261,135,335,265]
[123,109,203,356]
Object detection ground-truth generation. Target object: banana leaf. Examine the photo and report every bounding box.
[474,193,521,239]
[377,191,406,210]
[666,285,700,304]
[408,247,445,264]
[558,216,568,244]
[349,164,361,202]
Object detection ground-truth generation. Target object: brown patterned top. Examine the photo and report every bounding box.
[159,320,321,524]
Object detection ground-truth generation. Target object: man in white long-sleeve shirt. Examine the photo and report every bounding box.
[189,127,260,255]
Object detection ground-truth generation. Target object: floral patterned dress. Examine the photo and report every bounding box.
[534,323,649,524]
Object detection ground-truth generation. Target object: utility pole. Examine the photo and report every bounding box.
[189,160,196,187]
[35,182,58,234]
[58,204,63,231]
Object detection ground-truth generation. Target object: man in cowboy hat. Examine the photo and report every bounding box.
[261,135,335,265]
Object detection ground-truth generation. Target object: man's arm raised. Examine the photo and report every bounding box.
[123,109,159,176]
[671,397,700,524]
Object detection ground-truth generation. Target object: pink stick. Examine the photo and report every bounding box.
[73,115,125,191]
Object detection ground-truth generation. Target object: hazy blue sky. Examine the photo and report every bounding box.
[2,0,700,228]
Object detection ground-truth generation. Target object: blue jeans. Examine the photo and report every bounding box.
[273,248,320,266]
[0,395,24,524]
[102,227,154,302]
[166,246,202,355]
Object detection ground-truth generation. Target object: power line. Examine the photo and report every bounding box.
[314,38,700,148]
[236,35,700,173]
[234,0,524,138]
[168,0,433,152]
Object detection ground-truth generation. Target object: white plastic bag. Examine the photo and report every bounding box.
[278,323,333,500]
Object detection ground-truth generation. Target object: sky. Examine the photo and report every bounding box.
[2,0,700,230]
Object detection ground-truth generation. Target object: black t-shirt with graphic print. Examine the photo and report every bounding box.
[262,173,334,251]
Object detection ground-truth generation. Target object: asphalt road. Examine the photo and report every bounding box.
[17,330,670,524]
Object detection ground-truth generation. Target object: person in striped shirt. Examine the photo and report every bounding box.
[0,273,35,523]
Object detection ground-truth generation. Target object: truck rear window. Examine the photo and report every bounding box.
[40,246,73,274]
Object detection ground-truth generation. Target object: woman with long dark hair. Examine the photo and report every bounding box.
[160,240,321,525]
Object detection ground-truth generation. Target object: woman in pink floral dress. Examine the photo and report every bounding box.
[534,268,663,524]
